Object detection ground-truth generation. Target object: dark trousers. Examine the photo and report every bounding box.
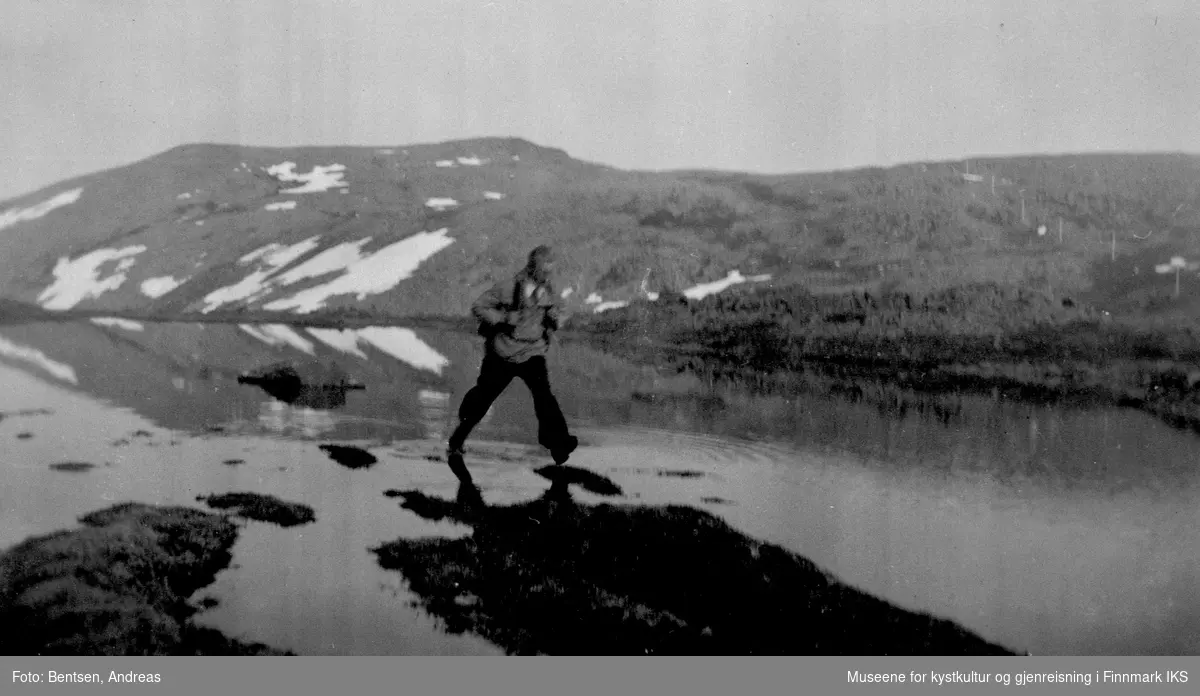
[448,352,571,452]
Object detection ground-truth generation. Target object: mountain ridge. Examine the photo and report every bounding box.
[3,138,1200,323]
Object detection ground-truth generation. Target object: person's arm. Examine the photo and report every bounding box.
[537,283,562,331]
[544,305,561,331]
[472,282,516,328]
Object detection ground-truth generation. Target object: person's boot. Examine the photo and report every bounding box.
[551,435,578,465]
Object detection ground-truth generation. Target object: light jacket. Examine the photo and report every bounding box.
[472,269,561,363]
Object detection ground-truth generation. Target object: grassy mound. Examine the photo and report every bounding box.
[0,502,288,655]
[373,485,1016,655]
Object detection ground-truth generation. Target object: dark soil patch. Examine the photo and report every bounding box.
[48,462,97,473]
[532,465,624,497]
[372,485,1016,656]
[656,470,706,479]
[700,497,734,505]
[221,459,245,466]
[197,493,315,528]
[318,444,377,470]
[0,502,288,655]
[16,432,33,440]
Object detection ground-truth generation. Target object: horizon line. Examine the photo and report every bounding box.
[4,137,1199,204]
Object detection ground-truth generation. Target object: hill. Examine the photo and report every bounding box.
[2,140,1200,324]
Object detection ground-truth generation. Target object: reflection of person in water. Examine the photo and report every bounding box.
[447,245,578,482]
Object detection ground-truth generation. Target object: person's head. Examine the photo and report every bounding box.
[525,245,556,283]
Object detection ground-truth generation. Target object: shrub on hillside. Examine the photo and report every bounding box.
[577,281,1099,347]
[594,179,752,231]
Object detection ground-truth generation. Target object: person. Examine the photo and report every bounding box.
[446,245,578,482]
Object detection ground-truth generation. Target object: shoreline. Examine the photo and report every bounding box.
[581,333,1200,435]
[572,284,1200,434]
[5,281,1200,433]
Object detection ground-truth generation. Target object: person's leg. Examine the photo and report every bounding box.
[516,356,576,463]
[448,352,514,453]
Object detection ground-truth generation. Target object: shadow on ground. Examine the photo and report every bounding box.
[372,479,1017,655]
[532,464,624,497]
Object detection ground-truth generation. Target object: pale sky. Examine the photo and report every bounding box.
[1,0,1197,201]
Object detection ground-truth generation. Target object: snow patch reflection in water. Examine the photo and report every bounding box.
[304,326,449,374]
[0,335,79,383]
[239,324,316,355]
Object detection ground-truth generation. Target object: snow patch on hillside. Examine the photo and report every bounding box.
[457,156,487,166]
[425,198,458,211]
[141,276,184,298]
[483,191,505,200]
[237,238,322,267]
[262,229,455,313]
[202,237,322,312]
[0,188,83,232]
[266,162,348,194]
[273,239,372,286]
[682,270,772,300]
[435,160,455,168]
[0,335,78,383]
[593,300,629,313]
[37,245,147,310]
[264,201,297,211]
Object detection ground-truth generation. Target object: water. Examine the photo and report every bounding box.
[1,319,1198,655]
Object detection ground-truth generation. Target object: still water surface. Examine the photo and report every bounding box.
[0,319,1197,655]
